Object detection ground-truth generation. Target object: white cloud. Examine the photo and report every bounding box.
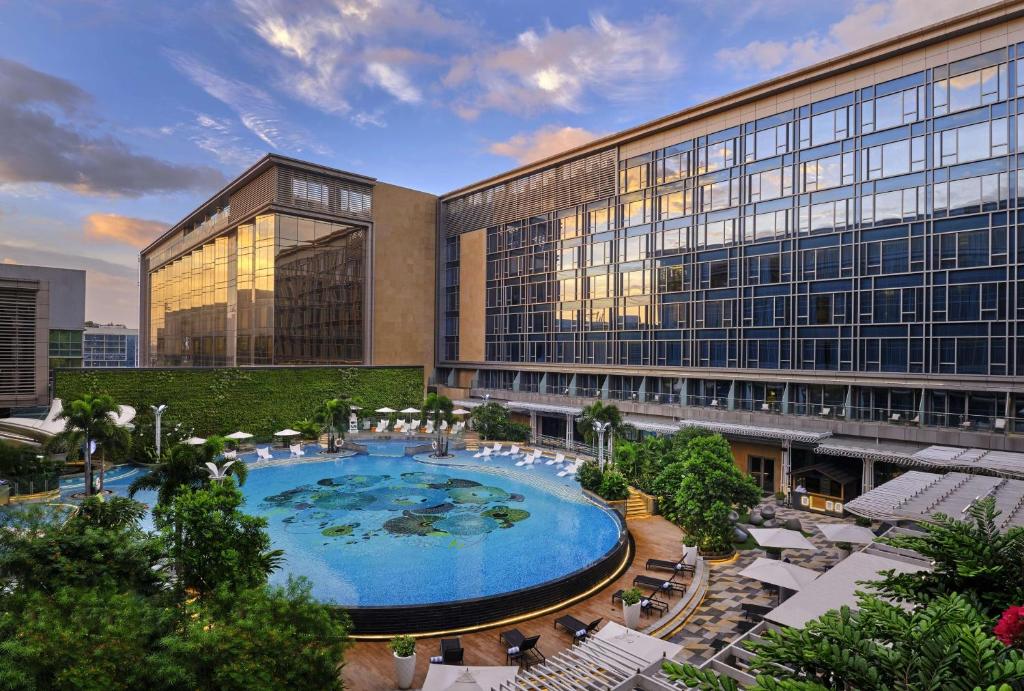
[488,125,602,165]
[445,13,682,116]
[232,0,468,119]
[716,0,994,76]
[167,50,328,159]
[366,62,421,103]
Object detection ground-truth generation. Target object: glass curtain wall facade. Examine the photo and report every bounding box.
[443,45,1024,430]
[148,213,365,366]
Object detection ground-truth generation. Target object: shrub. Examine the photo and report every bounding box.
[502,422,531,442]
[855,515,872,527]
[389,635,415,657]
[575,460,603,492]
[621,587,643,606]
[470,402,511,440]
[651,462,687,522]
[599,471,629,501]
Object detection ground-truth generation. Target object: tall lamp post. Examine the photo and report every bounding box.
[151,404,167,458]
[593,420,611,471]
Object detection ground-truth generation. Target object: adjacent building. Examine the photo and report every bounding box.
[83,324,138,368]
[141,3,1024,511]
[139,155,437,371]
[0,264,85,415]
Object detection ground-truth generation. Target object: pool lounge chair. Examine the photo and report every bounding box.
[255,447,273,461]
[516,449,540,466]
[501,632,544,668]
[554,615,601,642]
[473,447,493,459]
[645,558,696,576]
[545,452,565,465]
[410,419,421,432]
[222,450,237,461]
[557,462,579,477]
[289,443,305,458]
[499,444,521,457]
[393,420,405,433]
[611,589,668,615]
[633,574,689,596]
[376,419,388,432]
[424,421,434,434]
[440,420,448,432]
[429,638,464,665]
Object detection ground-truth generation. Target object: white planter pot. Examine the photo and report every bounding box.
[836,547,851,560]
[622,600,642,629]
[394,652,416,690]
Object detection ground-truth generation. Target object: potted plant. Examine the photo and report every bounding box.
[835,541,852,560]
[621,587,644,629]
[389,635,416,689]
[774,490,786,506]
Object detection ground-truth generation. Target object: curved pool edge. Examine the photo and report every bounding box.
[341,507,633,639]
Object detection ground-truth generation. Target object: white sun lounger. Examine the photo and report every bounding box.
[473,447,493,459]
[546,452,565,465]
[424,421,434,434]
[440,420,448,431]
[410,419,421,431]
[499,444,520,457]
[516,449,541,466]
[256,447,273,461]
[222,449,237,460]
[393,420,405,432]
[557,463,578,477]
[289,443,305,458]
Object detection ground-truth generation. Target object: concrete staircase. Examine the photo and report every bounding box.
[625,487,653,520]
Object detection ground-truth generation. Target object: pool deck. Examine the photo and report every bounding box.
[341,515,685,691]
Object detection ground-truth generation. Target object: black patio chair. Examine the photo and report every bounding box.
[505,634,544,667]
[554,615,601,642]
[633,574,688,595]
[439,637,463,664]
[611,588,668,616]
[645,558,696,575]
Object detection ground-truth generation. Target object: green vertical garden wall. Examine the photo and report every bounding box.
[54,366,424,438]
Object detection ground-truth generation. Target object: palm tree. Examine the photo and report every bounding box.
[317,398,351,452]
[54,393,118,496]
[576,401,627,465]
[423,393,453,456]
[128,436,246,505]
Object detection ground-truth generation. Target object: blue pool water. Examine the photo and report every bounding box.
[94,441,622,606]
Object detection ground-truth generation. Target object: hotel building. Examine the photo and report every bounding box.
[142,3,1024,510]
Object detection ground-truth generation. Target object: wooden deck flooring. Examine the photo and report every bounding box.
[341,516,685,691]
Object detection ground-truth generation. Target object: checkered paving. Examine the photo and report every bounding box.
[668,500,860,665]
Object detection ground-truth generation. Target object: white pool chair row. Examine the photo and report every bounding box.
[515,449,542,466]
[289,443,305,458]
[557,460,583,477]
[545,452,565,465]
[256,447,273,461]
[498,444,522,457]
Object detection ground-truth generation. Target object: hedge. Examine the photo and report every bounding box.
[54,366,424,439]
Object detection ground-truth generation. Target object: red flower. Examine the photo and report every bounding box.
[994,605,1024,648]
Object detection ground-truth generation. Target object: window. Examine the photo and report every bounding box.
[935,119,1008,166]
[934,63,1007,116]
[862,86,925,132]
[863,136,925,179]
[746,123,789,161]
[748,166,791,202]
[800,106,853,147]
[290,178,329,205]
[748,456,775,493]
[658,190,690,219]
[621,163,648,192]
[709,260,729,288]
[934,172,1008,213]
[699,138,737,173]
[801,153,853,192]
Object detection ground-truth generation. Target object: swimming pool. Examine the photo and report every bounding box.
[97,441,625,622]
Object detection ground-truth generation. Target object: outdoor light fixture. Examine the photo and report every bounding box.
[592,420,611,470]
[150,404,168,458]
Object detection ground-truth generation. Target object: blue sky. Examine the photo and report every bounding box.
[0,0,989,326]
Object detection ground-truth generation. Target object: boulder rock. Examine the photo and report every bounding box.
[748,510,764,526]
[732,526,750,543]
[760,505,776,519]
[784,517,803,532]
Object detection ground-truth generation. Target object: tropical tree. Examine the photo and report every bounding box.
[128,436,246,506]
[664,592,1024,690]
[470,402,512,441]
[53,393,119,495]
[673,433,760,552]
[423,392,453,455]
[316,398,351,452]
[576,401,625,445]
[293,419,321,442]
[154,479,283,601]
[874,497,1024,618]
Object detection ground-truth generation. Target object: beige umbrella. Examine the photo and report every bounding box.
[420,665,518,691]
[375,407,397,414]
[274,429,301,437]
[451,408,471,416]
[739,557,820,591]
[400,407,421,415]
[749,528,816,551]
[225,431,253,440]
[183,436,206,446]
[817,523,876,545]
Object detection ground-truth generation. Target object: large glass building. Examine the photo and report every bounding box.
[83,325,138,368]
[140,155,437,371]
[434,4,1024,506]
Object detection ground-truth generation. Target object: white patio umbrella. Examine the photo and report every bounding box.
[400,407,421,415]
[183,436,206,446]
[225,431,253,440]
[451,408,471,416]
[739,557,820,592]
[420,665,518,691]
[749,528,817,551]
[817,523,876,545]
[273,428,301,437]
[375,407,397,414]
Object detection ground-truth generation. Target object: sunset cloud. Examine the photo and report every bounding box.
[488,125,602,165]
[84,213,166,249]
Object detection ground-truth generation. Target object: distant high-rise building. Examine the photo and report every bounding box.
[83,324,138,368]
[0,264,85,415]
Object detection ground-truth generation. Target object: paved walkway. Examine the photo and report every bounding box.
[668,500,859,665]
